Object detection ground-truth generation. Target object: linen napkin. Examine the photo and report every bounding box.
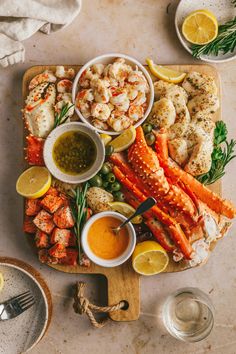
[0,0,82,67]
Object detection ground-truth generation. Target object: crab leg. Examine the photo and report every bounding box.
[113,166,193,259]
[154,128,169,161]
[158,157,236,219]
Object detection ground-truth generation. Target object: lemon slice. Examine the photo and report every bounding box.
[100,133,112,146]
[109,126,136,152]
[146,58,186,83]
[16,166,51,199]
[182,9,218,45]
[0,272,4,292]
[108,201,143,224]
[132,241,169,275]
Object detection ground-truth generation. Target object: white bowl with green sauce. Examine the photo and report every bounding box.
[44,122,105,184]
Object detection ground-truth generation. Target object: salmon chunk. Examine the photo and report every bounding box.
[59,248,78,266]
[33,210,55,234]
[38,249,58,264]
[41,194,64,214]
[45,186,59,197]
[50,228,71,246]
[35,229,49,248]
[23,216,37,234]
[48,243,66,258]
[53,206,75,228]
[25,198,42,216]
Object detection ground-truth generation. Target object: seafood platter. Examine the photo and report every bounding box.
[18,54,236,321]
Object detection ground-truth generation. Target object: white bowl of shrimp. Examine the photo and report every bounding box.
[72,53,154,135]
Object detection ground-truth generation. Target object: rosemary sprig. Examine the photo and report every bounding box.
[191,17,236,58]
[69,183,89,262]
[54,102,74,128]
[196,121,236,185]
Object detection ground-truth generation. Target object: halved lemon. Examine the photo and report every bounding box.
[100,133,112,146]
[132,241,169,275]
[182,9,218,45]
[16,166,51,199]
[109,126,136,152]
[0,272,4,292]
[146,58,186,83]
[108,201,143,224]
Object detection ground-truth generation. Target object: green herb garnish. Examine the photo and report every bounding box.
[191,17,236,58]
[196,121,236,185]
[54,102,74,128]
[69,183,89,262]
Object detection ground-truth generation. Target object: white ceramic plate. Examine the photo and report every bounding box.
[0,257,51,353]
[72,53,154,135]
[175,0,236,63]
[43,122,105,184]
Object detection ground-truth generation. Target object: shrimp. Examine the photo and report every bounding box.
[91,103,111,121]
[128,105,144,121]
[54,98,74,119]
[132,92,146,106]
[93,79,110,103]
[57,79,73,93]
[80,102,91,118]
[107,115,131,132]
[76,89,94,109]
[29,70,56,90]
[91,63,105,76]
[92,119,109,130]
[108,58,132,82]
[125,83,138,100]
[128,70,149,92]
[79,69,99,88]
[55,66,75,79]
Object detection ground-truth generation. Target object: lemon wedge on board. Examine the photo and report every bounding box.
[182,9,218,45]
[100,133,112,146]
[108,201,143,224]
[16,166,51,199]
[146,58,186,83]
[109,126,136,152]
[132,241,169,275]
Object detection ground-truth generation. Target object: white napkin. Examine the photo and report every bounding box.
[0,0,82,67]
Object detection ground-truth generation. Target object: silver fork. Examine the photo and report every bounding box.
[0,291,35,321]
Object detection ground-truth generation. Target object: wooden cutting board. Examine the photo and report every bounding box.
[23,64,221,322]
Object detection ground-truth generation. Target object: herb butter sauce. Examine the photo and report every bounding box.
[53,130,97,175]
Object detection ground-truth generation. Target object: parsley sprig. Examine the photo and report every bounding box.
[191,17,236,58]
[54,102,74,128]
[69,183,89,262]
[196,121,236,185]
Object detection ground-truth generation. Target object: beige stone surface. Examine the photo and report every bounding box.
[0,0,236,353]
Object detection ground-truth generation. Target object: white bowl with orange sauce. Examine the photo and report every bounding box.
[81,211,136,267]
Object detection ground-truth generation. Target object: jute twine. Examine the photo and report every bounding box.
[73,281,126,328]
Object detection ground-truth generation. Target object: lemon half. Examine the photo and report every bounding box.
[132,241,169,275]
[108,201,143,224]
[182,9,218,45]
[16,166,51,199]
[146,58,186,83]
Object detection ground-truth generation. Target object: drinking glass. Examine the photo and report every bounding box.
[162,287,214,342]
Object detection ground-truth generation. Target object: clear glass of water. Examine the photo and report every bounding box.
[162,287,214,342]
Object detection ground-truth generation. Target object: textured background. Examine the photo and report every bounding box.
[0,1,236,353]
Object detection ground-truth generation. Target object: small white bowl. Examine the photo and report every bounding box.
[175,0,236,63]
[81,211,136,268]
[43,122,105,184]
[72,53,154,135]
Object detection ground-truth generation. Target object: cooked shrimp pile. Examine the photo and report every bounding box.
[76,58,150,132]
[147,71,219,176]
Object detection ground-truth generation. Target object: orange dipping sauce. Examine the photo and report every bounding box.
[87,216,129,260]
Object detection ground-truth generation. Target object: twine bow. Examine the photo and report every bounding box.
[73,281,126,328]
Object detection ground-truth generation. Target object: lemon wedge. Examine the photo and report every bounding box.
[146,58,186,83]
[108,201,143,224]
[16,166,51,199]
[100,133,112,146]
[182,9,218,45]
[109,126,136,152]
[132,241,169,275]
[0,272,4,292]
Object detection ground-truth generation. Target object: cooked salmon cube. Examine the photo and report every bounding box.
[59,193,69,206]
[33,210,55,234]
[79,254,91,267]
[50,228,71,246]
[24,216,37,234]
[68,232,77,247]
[38,249,59,264]
[40,194,64,214]
[48,243,66,258]
[59,248,78,266]
[35,229,49,248]
[53,206,75,228]
[45,187,59,197]
[25,198,42,216]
